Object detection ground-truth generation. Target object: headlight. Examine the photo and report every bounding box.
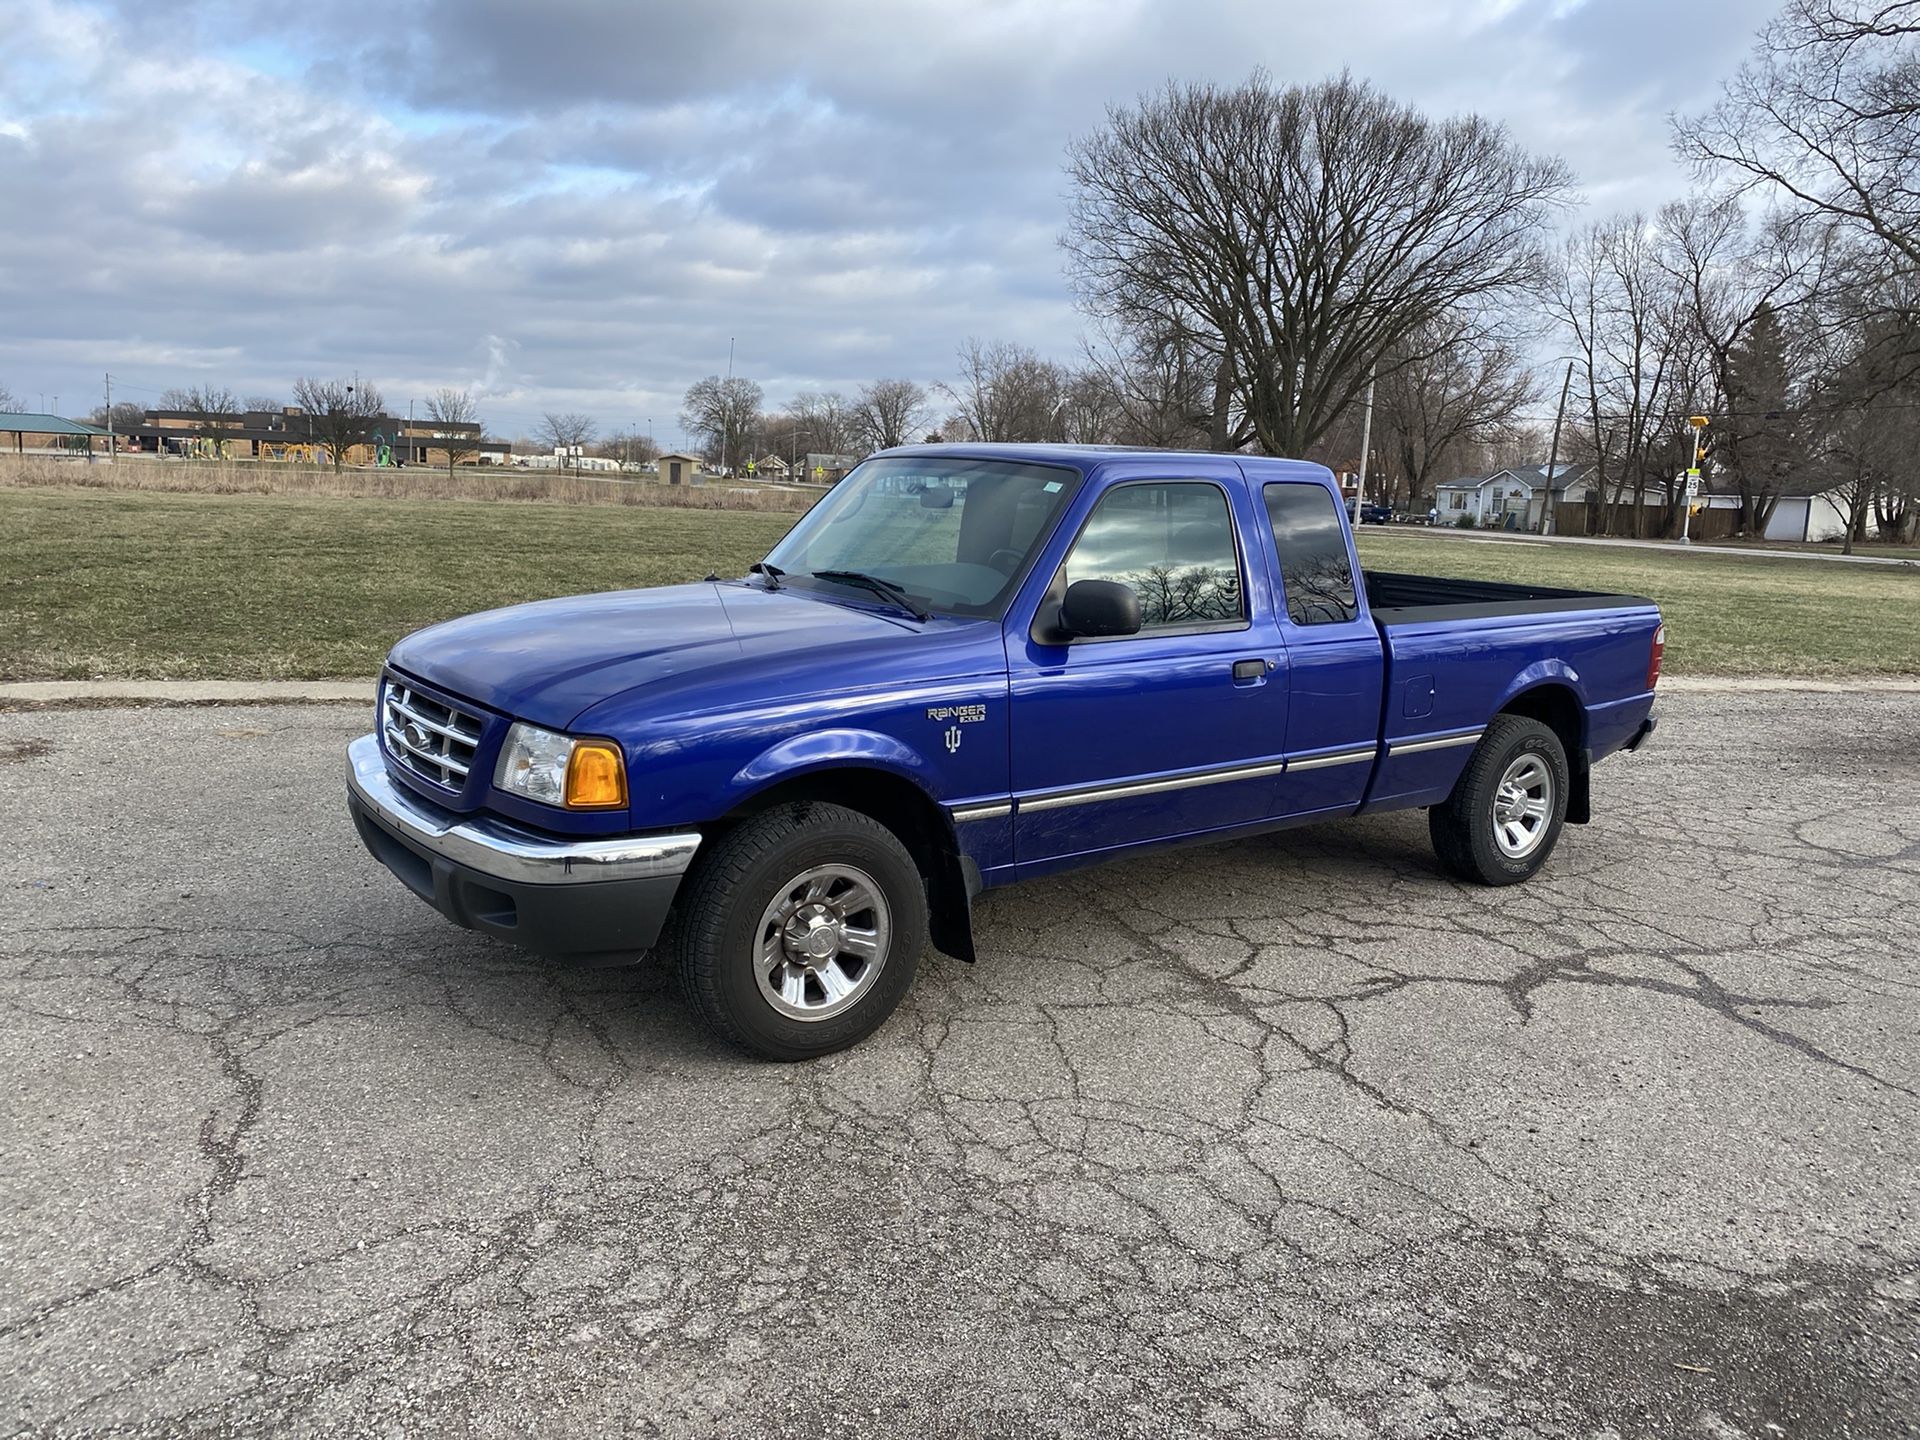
[494,723,629,810]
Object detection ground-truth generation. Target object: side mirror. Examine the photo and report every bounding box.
[1060,579,1142,639]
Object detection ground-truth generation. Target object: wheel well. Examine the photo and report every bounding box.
[1500,684,1590,824]
[718,767,978,961]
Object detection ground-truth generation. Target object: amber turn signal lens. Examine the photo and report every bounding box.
[564,742,628,809]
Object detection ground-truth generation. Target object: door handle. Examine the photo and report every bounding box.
[1232,658,1269,684]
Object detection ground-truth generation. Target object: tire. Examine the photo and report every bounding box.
[667,801,927,1060]
[1428,715,1570,886]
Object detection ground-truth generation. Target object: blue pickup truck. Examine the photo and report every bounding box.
[347,445,1661,1058]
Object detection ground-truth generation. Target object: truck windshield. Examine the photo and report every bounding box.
[761,457,1081,618]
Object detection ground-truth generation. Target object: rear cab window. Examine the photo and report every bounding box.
[1262,482,1359,625]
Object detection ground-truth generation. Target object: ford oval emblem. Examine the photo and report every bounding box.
[402,720,431,752]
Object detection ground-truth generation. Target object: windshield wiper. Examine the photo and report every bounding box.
[810,570,930,621]
[749,561,785,591]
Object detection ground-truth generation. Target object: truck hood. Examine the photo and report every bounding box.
[387,581,980,730]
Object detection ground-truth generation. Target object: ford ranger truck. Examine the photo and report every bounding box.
[347,445,1661,1060]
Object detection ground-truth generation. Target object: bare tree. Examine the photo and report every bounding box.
[1374,317,1539,511]
[1654,193,1835,533]
[1064,71,1573,456]
[597,429,659,468]
[849,379,930,452]
[680,376,763,474]
[292,377,385,471]
[242,395,282,413]
[424,387,484,474]
[942,339,1066,441]
[162,385,242,456]
[1081,319,1217,449]
[1676,1,1920,287]
[779,391,854,458]
[89,401,146,434]
[0,383,19,412]
[535,412,598,472]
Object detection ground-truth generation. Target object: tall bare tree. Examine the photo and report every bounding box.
[942,339,1065,441]
[1082,319,1226,449]
[0,383,19,413]
[849,379,931,452]
[535,412,598,472]
[779,391,855,458]
[292,377,385,471]
[1374,317,1538,510]
[1676,1,1920,287]
[1552,216,1705,536]
[1064,71,1572,455]
[680,376,763,473]
[1654,192,1831,534]
[424,387,484,474]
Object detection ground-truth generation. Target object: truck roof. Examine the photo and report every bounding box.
[873,442,1336,480]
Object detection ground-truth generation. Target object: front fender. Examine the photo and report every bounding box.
[732,727,939,794]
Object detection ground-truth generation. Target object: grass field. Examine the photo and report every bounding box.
[1,488,800,680]
[3,487,1916,680]
[1355,529,1920,679]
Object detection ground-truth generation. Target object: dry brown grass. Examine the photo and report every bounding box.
[0,454,821,513]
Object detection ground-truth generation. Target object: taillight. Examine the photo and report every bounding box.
[1647,623,1666,689]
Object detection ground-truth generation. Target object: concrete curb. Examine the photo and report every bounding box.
[0,680,371,707]
[1658,676,1920,695]
[4,675,1917,710]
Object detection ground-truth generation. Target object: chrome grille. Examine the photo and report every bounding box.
[381,681,483,790]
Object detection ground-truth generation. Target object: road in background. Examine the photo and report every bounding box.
[3,696,1916,1437]
[1369,522,1919,567]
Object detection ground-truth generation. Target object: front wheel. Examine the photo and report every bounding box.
[667,802,927,1060]
[1429,715,1570,885]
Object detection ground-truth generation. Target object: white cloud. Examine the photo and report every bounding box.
[1,0,1778,434]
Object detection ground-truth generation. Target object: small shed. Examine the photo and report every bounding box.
[0,412,111,457]
[657,452,703,486]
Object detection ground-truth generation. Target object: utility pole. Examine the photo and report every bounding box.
[104,372,114,464]
[1540,361,1573,535]
[1354,363,1376,516]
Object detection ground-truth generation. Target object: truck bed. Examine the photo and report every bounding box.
[1363,570,1655,625]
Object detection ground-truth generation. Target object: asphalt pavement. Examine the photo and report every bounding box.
[2,693,1916,1438]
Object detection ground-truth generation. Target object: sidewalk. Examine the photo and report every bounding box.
[4,676,1916,709]
[1386,525,1919,567]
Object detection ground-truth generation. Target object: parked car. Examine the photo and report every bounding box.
[1357,501,1394,525]
[347,445,1662,1059]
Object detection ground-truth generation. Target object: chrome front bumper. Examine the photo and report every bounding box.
[346,733,701,885]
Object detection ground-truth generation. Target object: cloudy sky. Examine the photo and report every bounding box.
[1,0,1775,442]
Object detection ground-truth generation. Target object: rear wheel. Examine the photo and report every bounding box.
[1429,715,1569,885]
[668,802,926,1060]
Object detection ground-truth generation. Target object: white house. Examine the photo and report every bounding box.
[1432,464,1599,530]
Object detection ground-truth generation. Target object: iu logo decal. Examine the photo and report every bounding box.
[944,726,963,754]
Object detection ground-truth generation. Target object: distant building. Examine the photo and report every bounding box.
[656,452,703,486]
[803,452,863,484]
[1433,464,1599,529]
[1698,474,1862,543]
[751,454,790,478]
[127,407,506,466]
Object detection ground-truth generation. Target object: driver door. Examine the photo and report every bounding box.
[1007,472,1290,872]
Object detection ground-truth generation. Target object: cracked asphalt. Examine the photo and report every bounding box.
[2,692,1916,1438]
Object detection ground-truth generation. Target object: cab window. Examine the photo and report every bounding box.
[1061,481,1244,631]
